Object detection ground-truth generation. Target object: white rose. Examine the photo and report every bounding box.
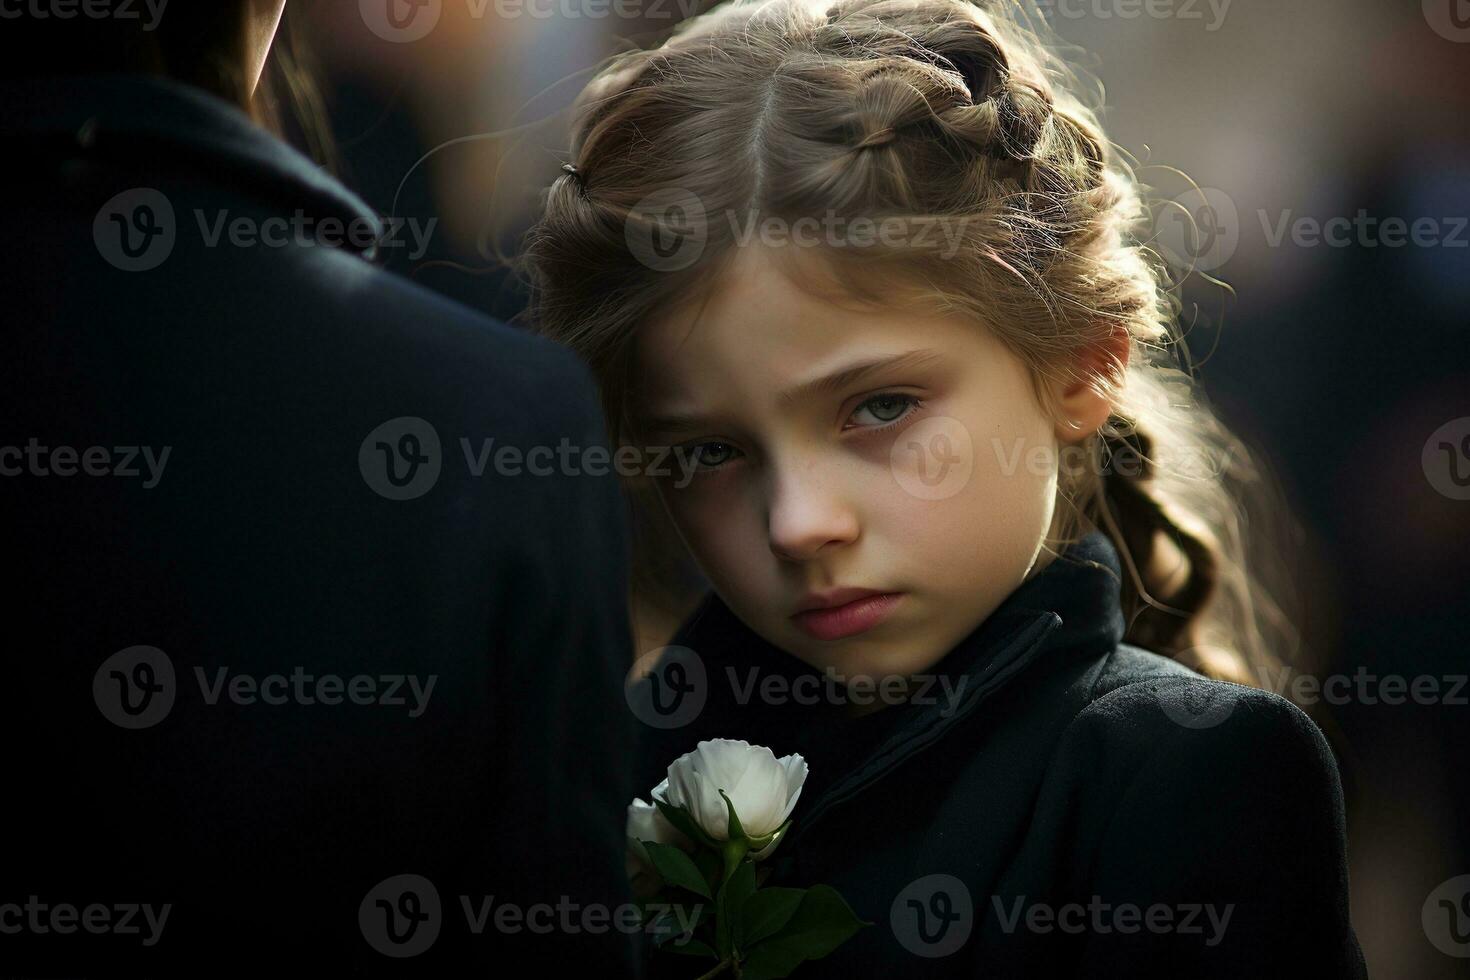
[663,738,808,853]
[626,778,694,895]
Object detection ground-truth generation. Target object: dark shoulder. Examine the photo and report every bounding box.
[1066,643,1340,794]
[316,250,601,424]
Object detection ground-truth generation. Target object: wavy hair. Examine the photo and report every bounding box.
[517,0,1299,685]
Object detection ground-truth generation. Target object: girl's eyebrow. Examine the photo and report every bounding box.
[641,348,945,435]
[775,347,946,408]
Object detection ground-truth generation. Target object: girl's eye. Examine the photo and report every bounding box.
[847,393,921,429]
[679,441,742,471]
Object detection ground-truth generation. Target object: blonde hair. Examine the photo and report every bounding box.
[517,0,1299,685]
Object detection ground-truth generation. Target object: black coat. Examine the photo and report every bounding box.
[1,75,638,975]
[632,531,1367,978]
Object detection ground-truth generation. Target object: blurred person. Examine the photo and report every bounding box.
[0,1,639,974]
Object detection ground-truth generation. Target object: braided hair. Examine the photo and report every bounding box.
[520,0,1295,685]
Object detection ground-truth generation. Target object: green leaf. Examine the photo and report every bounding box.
[740,887,805,949]
[748,818,792,861]
[719,789,746,842]
[739,885,870,978]
[644,840,712,900]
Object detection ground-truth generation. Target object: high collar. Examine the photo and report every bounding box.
[658,530,1129,850]
[672,528,1127,691]
[0,73,381,256]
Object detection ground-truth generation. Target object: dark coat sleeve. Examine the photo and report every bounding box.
[1062,676,1367,979]
[482,348,643,975]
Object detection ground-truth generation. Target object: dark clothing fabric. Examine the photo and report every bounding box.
[1,75,638,976]
[632,532,1367,978]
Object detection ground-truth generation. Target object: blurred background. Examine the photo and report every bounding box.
[283,1,1468,973]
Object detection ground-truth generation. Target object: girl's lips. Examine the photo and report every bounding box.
[791,592,905,641]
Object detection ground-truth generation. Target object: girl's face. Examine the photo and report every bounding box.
[635,244,1070,687]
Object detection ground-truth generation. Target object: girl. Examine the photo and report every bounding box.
[520,0,1366,975]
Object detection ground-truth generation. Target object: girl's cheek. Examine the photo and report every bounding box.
[664,487,756,574]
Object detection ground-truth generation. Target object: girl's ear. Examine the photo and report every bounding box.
[1049,328,1130,445]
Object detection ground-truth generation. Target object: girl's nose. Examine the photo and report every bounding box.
[766,460,860,562]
